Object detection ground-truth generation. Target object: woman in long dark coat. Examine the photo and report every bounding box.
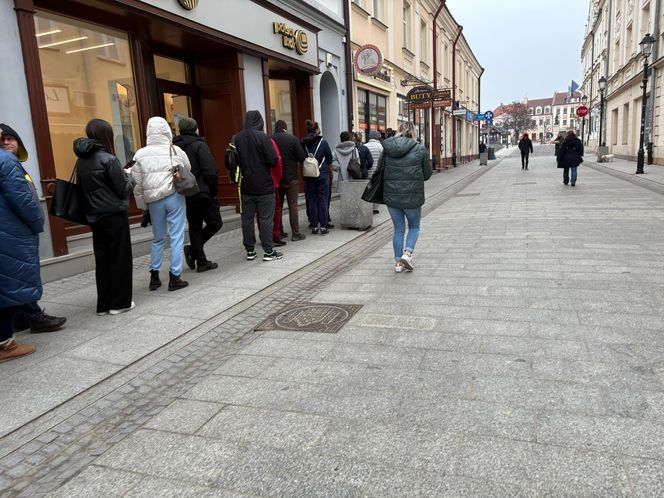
[557,130,584,186]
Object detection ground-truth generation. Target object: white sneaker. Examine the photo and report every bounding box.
[395,263,404,273]
[109,302,136,315]
[96,311,109,316]
[399,253,413,271]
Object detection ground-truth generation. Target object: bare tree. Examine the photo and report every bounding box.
[501,101,536,142]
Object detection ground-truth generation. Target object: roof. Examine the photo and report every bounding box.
[553,91,581,106]
[526,98,553,109]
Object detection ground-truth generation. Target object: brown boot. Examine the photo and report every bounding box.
[0,339,36,363]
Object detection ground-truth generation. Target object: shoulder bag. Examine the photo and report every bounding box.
[49,165,89,225]
[361,152,385,204]
[347,147,362,180]
[171,145,199,197]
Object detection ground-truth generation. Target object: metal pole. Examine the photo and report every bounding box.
[599,91,605,147]
[636,57,649,174]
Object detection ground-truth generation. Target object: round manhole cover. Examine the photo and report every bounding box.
[257,303,363,333]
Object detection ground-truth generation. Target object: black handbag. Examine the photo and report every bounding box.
[361,153,385,204]
[49,166,89,225]
[347,148,362,180]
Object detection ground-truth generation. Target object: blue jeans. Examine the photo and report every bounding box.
[563,167,578,184]
[388,206,421,260]
[304,175,329,227]
[148,193,186,276]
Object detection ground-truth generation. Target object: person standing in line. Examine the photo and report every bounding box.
[173,118,223,273]
[272,120,307,242]
[382,122,432,273]
[0,123,66,332]
[231,110,282,261]
[75,119,136,315]
[132,117,190,291]
[0,148,43,361]
[557,129,584,187]
[301,120,333,235]
[518,132,534,170]
[333,131,358,187]
[364,129,383,214]
[354,131,373,179]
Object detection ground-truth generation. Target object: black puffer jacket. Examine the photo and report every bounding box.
[173,132,219,198]
[518,138,533,154]
[74,138,136,224]
[232,111,279,196]
[557,136,584,168]
[272,129,307,185]
[382,136,432,209]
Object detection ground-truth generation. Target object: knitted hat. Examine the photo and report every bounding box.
[177,117,198,133]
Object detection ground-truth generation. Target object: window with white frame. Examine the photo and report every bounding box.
[420,20,427,60]
[403,2,411,49]
[372,0,383,20]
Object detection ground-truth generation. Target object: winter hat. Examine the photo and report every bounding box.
[0,123,28,162]
[368,130,380,140]
[275,120,288,132]
[177,117,198,133]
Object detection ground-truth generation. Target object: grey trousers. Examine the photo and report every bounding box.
[241,193,275,253]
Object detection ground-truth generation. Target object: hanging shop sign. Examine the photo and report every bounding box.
[177,0,199,9]
[273,22,309,55]
[406,85,433,110]
[432,89,452,108]
[354,44,383,76]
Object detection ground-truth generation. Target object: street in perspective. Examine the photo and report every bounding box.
[1,0,664,496]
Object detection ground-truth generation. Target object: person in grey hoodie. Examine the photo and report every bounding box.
[332,131,358,190]
[382,122,432,273]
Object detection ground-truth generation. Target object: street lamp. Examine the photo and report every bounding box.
[580,94,588,144]
[636,33,656,174]
[598,76,607,147]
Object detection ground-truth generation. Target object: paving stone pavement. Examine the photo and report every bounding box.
[3,144,664,496]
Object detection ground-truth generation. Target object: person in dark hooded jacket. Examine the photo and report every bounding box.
[75,119,136,315]
[518,133,534,170]
[301,120,334,235]
[174,117,223,272]
[354,131,373,179]
[557,129,584,186]
[382,122,432,273]
[231,110,282,261]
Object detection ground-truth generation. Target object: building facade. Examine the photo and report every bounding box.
[349,0,483,168]
[1,0,348,258]
[580,0,663,164]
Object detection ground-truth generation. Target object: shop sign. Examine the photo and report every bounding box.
[432,89,452,108]
[354,44,383,76]
[407,85,433,110]
[177,0,199,10]
[452,109,467,116]
[273,22,309,55]
[373,71,391,83]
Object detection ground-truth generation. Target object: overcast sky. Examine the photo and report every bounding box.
[445,0,589,112]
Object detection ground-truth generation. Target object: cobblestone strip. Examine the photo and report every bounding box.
[585,162,664,196]
[0,163,495,497]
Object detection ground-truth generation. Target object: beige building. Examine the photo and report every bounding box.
[349,0,483,167]
[580,0,663,164]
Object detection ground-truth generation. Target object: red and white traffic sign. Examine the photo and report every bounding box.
[576,106,589,117]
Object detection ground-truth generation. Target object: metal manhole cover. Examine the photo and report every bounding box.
[455,192,481,197]
[512,182,537,185]
[255,303,363,333]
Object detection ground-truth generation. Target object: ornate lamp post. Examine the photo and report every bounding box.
[636,33,656,174]
[580,94,588,144]
[598,76,607,147]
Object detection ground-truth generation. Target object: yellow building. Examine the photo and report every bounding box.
[349,0,483,168]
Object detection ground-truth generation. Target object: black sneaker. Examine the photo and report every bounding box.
[272,239,287,247]
[149,270,161,291]
[291,233,306,241]
[279,232,288,239]
[196,260,218,273]
[263,250,283,261]
[30,311,66,333]
[312,227,319,235]
[320,227,329,235]
[168,272,189,291]
[183,244,195,270]
[246,250,257,260]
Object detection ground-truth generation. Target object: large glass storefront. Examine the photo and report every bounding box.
[357,88,387,139]
[35,11,141,177]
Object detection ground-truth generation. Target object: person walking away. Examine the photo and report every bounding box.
[382,122,432,273]
[231,110,282,261]
[354,131,373,179]
[75,119,136,315]
[557,130,584,186]
[173,118,223,272]
[0,149,43,361]
[0,123,66,332]
[518,133,533,170]
[301,120,333,235]
[364,130,383,214]
[132,117,190,291]
[272,120,307,242]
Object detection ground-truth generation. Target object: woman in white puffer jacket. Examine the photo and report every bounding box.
[132,117,191,292]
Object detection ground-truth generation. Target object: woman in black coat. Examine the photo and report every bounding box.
[75,119,136,315]
[557,130,584,186]
[518,133,534,169]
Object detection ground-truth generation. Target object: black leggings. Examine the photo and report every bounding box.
[521,152,530,167]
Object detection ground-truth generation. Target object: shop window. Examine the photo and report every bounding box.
[268,79,293,134]
[154,55,189,84]
[35,11,140,178]
[357,89,387,138]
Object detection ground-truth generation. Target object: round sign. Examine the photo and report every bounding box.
[576,106,589,117]
[484,111,494,120]
[354,44,383,76]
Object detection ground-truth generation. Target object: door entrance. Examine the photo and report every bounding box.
[157,80,198,135]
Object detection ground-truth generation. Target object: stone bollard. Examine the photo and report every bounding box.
[480,152,488,165]
[340,179,373,230]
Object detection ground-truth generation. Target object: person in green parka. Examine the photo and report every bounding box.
[381,122,432,273]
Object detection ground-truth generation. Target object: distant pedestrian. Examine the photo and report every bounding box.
[272,120,307,242]
[0,123,66,333]
[557,130,584,187]
[518,133,533,170]
[133,117,190,291]
[301,120,333,235]
[173,117,223,273]
[75,119,136,315]
[354,131,373,178]
[364,130,383,214]
[231,110,283,260]
[0,149,42,362]
[382,122,432,273]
